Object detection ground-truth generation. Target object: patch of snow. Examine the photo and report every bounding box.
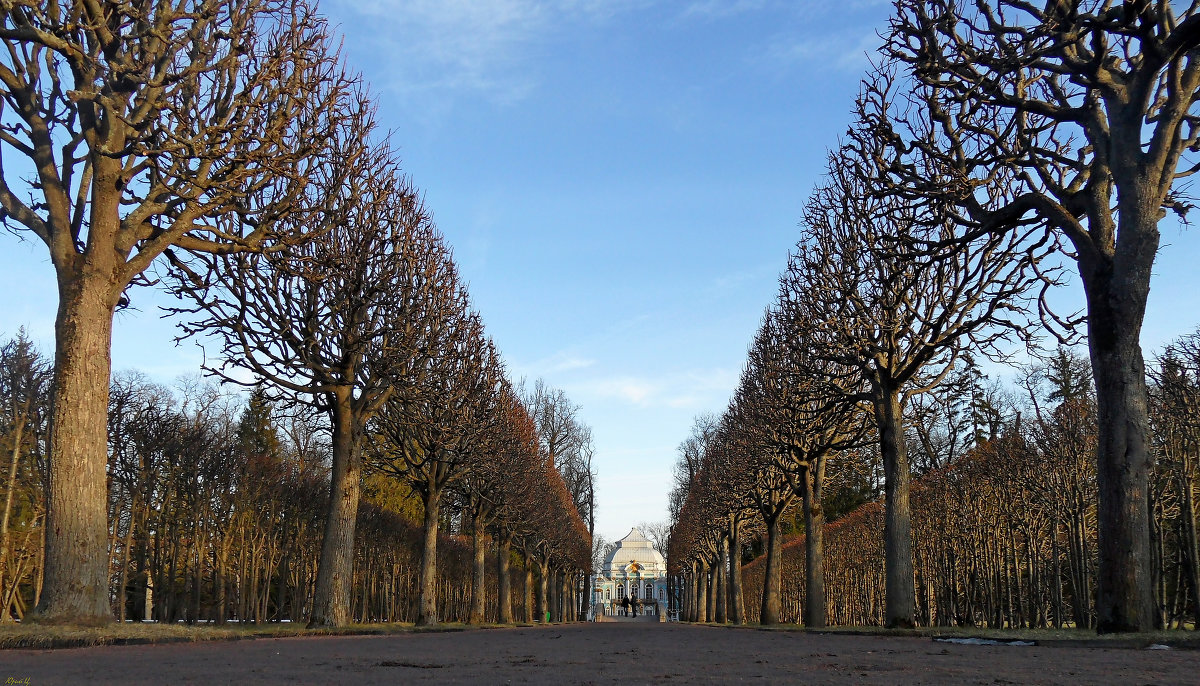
[935,637,1035,646]
[1147,644,1173,650]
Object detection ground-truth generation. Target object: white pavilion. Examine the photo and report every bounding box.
[592,527,669,617]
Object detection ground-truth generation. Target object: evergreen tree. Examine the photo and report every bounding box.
[237,386,280,462]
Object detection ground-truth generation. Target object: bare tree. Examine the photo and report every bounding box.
[792,129,1047,626]
[171,135,448,626]
[744,306,870,628]
[374,308,500,626]
[0,0,354,622]
[878,0,1200,633]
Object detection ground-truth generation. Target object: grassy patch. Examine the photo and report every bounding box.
[0,621,517,650]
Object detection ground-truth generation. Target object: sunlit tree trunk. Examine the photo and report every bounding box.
[309,394,361,628]
[36,270,118,624]
[417,483,443,625]
[874,386,914,628]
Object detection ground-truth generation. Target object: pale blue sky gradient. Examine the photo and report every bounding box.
[2,0,1198,545]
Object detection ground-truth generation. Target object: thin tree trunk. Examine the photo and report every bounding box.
[35,272,117,623]
[874,386,915,628]
[804,458,827,628]
[0,415,25,622]
[715,541,728,623]
[729,520,745,625]
[497,537,513,623]
[537,560,548,623]
[524,555,534,623]
[468,509,486,624]
[309,395,361,628]
[705,562,715,621]
[696,561,709,622]
[761,514,783,625]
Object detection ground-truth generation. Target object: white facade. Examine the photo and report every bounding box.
[591,528,668,616]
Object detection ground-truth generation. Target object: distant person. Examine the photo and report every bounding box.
[621,596,628,617]
[632,598,638,617]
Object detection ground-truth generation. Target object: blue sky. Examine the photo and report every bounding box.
[2,0,1198,545]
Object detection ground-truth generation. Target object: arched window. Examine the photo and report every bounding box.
[605,589,611,600]
[658,588,664,600]
[617,585,625,599]
[646,582,653,597]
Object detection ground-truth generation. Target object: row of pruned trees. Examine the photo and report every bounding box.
[0,334,593,626]
[672,332,1200,630]
[0,0,591,626]
[737,340,1200,630]
[668,0,1200,633]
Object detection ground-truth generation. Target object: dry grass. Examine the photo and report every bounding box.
[0,620,525,650]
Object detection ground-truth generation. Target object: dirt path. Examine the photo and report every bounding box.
[3,623,1197,685]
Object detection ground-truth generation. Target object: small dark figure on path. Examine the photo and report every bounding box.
[632,598,638,617]
[621,597,629,617]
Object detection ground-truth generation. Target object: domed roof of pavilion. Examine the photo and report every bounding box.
[602,527,666,571]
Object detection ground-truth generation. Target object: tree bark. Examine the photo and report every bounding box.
[705,562,715,621]
[1079,224,1157,632]
[523,554,534,623]
[804,460,827,628]
[468,510,486,624]
[308,395,361,628]
[497,537,513,623]
[761,514,783,625]
[729,519,745,625]
[874,386,915,628]
[416,482,443,626]
[696,563,708,623]
[537,560,549,622]
[715,541,728,623]
[34,272,118,624]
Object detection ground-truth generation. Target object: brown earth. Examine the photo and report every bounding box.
[2,622,1198,685]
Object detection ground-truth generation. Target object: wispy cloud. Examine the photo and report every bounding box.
[567,366,738,410]
[762,29,880,74]
[681,0,775,19]
[325,0,651,106]
[327,0,547,103]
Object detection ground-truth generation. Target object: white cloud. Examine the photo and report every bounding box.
[682,0,774,19]
[325,0,653,105]
[513,350,598,377]
[762,29,880,73]
[566,366,738,410]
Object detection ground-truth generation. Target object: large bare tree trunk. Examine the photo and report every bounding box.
[308,396,361,628]
[468,511,486,624]
[760,514,783,625]
[35,272,118,624]
[416,484,443,626]
[804,460,827,628]
[874,387,914,628]
[696,562,709,623]
[497,537,513,623]
[1080,223,1156,633]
